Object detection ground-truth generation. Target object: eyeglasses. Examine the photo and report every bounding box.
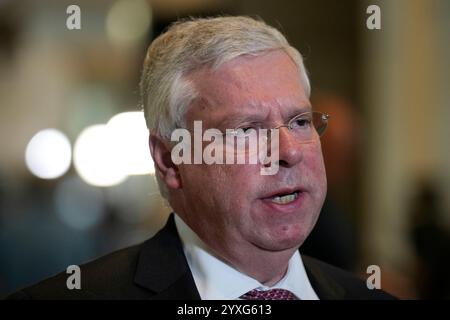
[172,111,330,157]
[226,111,330,142]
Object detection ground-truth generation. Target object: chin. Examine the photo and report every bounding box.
[260,240,303,252]
[284,221,317,245]
[259,227,310,252]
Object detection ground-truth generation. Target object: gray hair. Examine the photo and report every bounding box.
[140,16,311,199]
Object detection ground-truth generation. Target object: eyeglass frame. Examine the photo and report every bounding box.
[224,111,330,141]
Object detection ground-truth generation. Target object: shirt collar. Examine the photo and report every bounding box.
[174,213,319,300]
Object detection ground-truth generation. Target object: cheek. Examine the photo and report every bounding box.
[181,164,257,203]
[181,164,261,230]
[213,165,265,216]
[212,167,259,211]
[304,144,327,189]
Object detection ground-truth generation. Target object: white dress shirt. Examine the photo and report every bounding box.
[174,214,319,300]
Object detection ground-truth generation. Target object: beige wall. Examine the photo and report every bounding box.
[361,0,450,270]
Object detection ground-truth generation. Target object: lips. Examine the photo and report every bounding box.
[261,187,306,206]
[271,191,300,204]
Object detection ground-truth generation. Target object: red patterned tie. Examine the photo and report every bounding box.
[240,288,298,300]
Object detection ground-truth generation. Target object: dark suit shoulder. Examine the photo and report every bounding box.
[6,215,199,300]
[6,244,146,300]
[302,255,397,300]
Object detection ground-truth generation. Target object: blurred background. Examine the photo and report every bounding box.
[0,0,449,299]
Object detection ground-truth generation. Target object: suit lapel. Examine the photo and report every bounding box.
[301,254,346,300]
[134,214,201,299]
[133,214,346,300]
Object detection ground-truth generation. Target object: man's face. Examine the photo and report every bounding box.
[175,50,327,257]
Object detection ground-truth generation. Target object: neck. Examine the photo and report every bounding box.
[172,206,297,287]
[208,239,297,286]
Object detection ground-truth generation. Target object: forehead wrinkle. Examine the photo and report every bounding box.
[241,97,311,117]
[213,108,269,129]
[237,97,291,110]
[214,101,312,129]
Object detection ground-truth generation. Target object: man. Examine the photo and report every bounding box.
[7,16,394,300]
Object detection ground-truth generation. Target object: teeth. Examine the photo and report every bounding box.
[271,192,298,204]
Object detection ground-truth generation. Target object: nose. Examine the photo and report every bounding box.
[271,126,303,168]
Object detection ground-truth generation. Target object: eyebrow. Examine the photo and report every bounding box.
[284,105,312,120]
[215,105,312,129]
[216,113,265,129]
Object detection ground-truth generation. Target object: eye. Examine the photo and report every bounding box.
[290,115,312,129]
[240,126,256,133]
[232,125,259,138]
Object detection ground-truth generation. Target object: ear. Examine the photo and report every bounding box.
[149,134,182,190]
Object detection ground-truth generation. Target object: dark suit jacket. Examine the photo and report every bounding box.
[6,214,395,300]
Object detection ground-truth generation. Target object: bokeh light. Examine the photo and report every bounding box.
[107,111,154,175]
[25,128,72,179]
[73,124,127,187]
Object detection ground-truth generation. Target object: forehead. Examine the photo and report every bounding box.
[186,50,310,122]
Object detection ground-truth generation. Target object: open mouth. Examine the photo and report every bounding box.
[271,191,300,204]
